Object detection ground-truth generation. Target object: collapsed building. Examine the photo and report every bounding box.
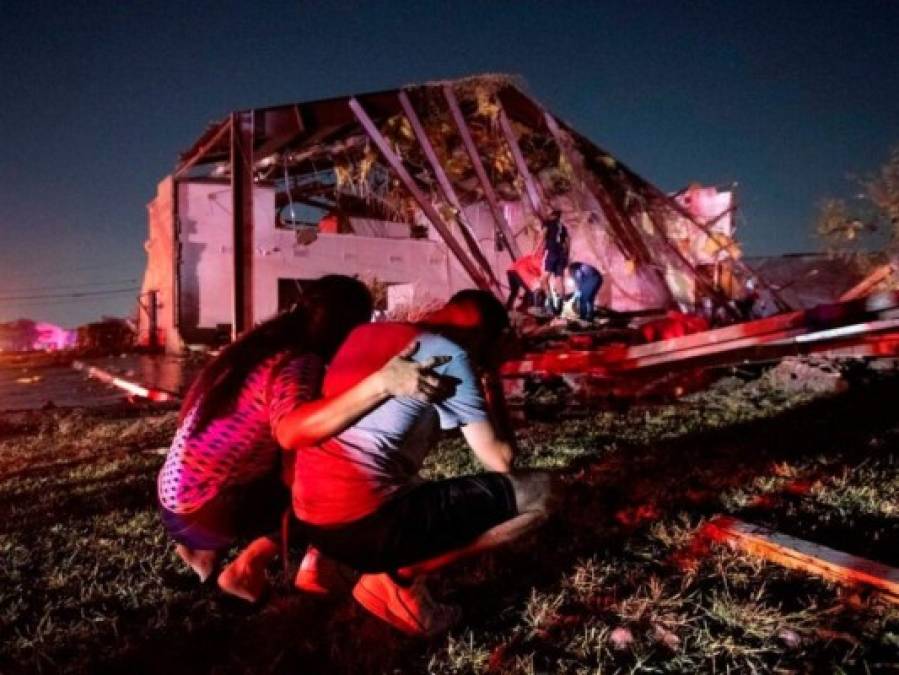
[140,74,776,354]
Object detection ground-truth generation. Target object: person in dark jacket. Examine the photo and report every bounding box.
[565,262,603,321]
[539,211,569,315]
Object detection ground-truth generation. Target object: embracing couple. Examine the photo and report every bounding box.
[157,275,556,636]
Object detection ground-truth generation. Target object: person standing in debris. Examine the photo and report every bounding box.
[565,262,603,321]
[505,252,544,311]
[287,290,557,636]
[539,210,570,315]
[157,275,451,603]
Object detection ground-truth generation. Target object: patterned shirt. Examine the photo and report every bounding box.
[158,352,324,514]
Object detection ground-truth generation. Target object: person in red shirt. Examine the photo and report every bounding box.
[286,291,557,635]
[505,252,545,311]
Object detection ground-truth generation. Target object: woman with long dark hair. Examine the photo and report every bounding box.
[157,275,448,602]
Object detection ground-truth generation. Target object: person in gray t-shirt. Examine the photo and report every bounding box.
[286,290,557,636]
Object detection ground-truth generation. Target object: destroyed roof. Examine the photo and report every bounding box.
[174,73,774,314]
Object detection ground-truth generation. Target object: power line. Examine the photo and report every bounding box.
[0,278,138,294]
[0,262,140,281]
[0,287,140,302]
[0,295,138,310]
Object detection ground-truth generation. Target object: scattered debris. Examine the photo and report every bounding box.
[71,361,178,403]
[501,291,899,414]
[609,626,635,650]
[765,357,848,395]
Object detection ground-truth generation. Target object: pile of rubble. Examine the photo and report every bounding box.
[501,291,899,414]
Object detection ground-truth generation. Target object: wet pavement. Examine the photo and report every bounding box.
[0,354,199,411]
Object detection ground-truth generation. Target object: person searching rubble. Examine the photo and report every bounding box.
[505,251,545,312]
[157,275,454,603]
[564,261,603,322]
[539,209,570,315]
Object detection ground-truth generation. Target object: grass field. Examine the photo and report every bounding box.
[1,364,898,674]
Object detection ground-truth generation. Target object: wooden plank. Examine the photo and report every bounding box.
[398,91,464,214]
[704,516,899,603]
[397,91,500,289]
[443,84,521,259]
[603,290,899,364]
[500,329,899,380]
[839,264,895,301]
[499,319,899,379]
[497,107,544,216]
[348,97,491,291]
[818,333,899,359]
[608,310,807,361]
[608,326,812,371]
[623,317,899,371]
[608,326,899,379]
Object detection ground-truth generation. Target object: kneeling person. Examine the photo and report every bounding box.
[565,262,603,321]
[289,291,555,636]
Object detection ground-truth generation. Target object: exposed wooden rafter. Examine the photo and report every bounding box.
[175,118,232,179]
[497,107,544,216]
[348,97,492,292]
[443,84,521,259]
[398,90,500,290]
[542,111,677,307]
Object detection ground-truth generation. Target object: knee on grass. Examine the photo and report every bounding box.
[507,470,559,518]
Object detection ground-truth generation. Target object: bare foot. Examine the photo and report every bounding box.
[174,544,218,582]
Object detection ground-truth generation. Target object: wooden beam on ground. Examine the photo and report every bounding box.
[704,516,899,603]
[497,107,544,216]
[398,91,500,290]
[348,97,492,292]
[500,326,899,380]
[230,110,255,339]
[611,322,899,378]
[443,84,521,259]
[619,309,806,360]
[498,294,899,378]
[817,332,899,359]
[839,264,896,302]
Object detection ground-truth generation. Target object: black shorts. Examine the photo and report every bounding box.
[544,254,567,277]
[299,473,518,572]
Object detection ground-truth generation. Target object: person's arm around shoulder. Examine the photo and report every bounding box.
[274,342,450,450]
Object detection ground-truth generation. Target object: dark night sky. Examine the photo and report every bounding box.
[1,0,897,327]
